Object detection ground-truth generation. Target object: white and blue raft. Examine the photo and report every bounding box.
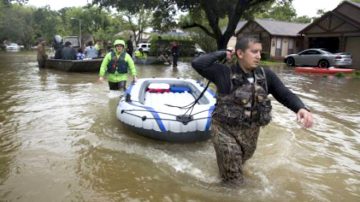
[116,78,216,143]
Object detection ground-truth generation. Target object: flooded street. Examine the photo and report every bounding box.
[0,51,359,201]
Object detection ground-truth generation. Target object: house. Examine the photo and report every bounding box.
[234,19,309,60]
[299,0,360,68]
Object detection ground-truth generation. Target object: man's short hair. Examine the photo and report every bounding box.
[64,41,72,46]
[235,36,261,51]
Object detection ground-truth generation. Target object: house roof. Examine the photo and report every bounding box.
[255,19,309,36]
[333,0,360,25]
[234,21,247,33]
[235,19,309,37]
[299,0,360,34]
[342,0,360,9]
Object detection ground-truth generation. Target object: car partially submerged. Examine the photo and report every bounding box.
[5,43,23,51]
[284,48,352,68]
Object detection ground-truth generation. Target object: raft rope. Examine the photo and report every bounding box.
[120,109,211,122]
[178,80,210,117]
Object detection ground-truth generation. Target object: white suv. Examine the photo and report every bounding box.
[136,43,151,53]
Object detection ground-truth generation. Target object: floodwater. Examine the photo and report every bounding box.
[0,51,359,202]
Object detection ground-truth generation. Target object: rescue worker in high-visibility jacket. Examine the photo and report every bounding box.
[98,39,138,91]
[134,48,147,60]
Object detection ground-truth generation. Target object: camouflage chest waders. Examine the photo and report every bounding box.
[211,67,272,185]
[212,120,260,185]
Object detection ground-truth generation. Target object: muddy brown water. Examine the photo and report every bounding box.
[0,51,359,201]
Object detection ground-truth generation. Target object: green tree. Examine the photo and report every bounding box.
[0,2,124,48]
[120,7,153,45]
[254,1,311,23]
[32,6,63,42]
[92,0,290,50]
[0,3,35,47]
[178,11,218,52]
[64,7,112,36]
[294,15,311,23]
[255,1,296,21]
[57,6,117,43]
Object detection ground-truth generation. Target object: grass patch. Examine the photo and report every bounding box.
[352,71,360,79]
[260,60,283,65]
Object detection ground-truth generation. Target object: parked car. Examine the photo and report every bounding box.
[284,48,352,68]
[188,46,206,57]
[136,43,151,53]
[194,47,205,56]
[5,43,23,51]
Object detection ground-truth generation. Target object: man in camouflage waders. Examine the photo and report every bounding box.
[191,37,313,185]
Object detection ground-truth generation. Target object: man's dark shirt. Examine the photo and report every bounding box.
[54,45,63,59]
[191,51,306,113]
[61,46,77,60]
[171,45,179,56]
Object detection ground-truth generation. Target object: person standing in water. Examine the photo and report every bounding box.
[191,36,313,186]
[98,39,137,93]
[171,41,179,67]
[37,39,47,68]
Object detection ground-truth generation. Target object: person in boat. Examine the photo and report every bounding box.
[53,35,63,59]
[84,41,98,59]
[61,41,77,60]
[191,36,314,186]
[94,40,103,57]
[76,48,85,60]
[98,39,138,92]
[37,39,47,68]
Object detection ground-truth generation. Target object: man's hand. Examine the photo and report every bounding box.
[133,76,138,83]
[98,76,104,82]
[226,48,234,60]
[297,108,313,128]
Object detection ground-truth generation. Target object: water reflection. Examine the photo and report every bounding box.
[0,52,359,201]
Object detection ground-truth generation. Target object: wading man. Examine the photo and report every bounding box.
[191,36,313,185]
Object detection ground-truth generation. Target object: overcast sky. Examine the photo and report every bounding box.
[27,0,344,18]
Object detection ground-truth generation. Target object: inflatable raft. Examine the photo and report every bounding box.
[116,78,216,142]
[295,67,354,74]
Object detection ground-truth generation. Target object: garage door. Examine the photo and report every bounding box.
[346,37,360,69]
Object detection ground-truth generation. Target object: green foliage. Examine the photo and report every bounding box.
[255,1,296,21]
[93,0,282,50]
[32,7,63,42]
[0,2,127,49]
[335,73,345,78]
[177,10,218,52]
[254,0,311,23]
[353,71,360,79]
[118,7,153,45]
[0,3,35,47]
[294,15,312,23]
